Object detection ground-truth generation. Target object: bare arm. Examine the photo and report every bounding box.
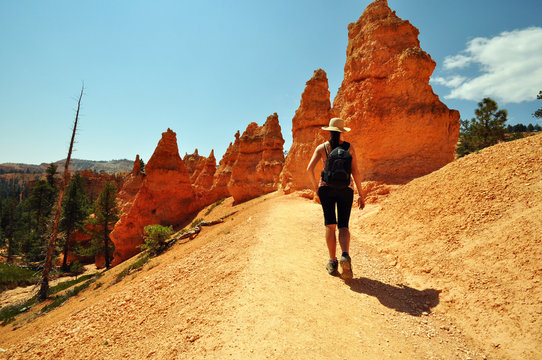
[307,143,324,193]
[349,146,365,209]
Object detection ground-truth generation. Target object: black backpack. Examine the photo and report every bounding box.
[321,142,352,188]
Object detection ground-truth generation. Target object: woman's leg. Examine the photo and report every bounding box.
[338,227,350,254]
[325,224,337,259]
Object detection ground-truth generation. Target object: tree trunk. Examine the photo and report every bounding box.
[61,229,72,271]
[38,85,83,302]
[104,223,110,269]
[6,198,15,264]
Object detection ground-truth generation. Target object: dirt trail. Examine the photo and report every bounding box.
[2,194,481,359]
[205,195,480,359]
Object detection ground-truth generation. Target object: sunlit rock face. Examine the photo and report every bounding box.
[228,113,285,203]
[116,155,145,215]
[280,69,330,193]
[211,131,240,201]
[110,129,196,265]
[332,0,460,183]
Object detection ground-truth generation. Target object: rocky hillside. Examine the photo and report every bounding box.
[356,133,542,359]
[0,159,133,175]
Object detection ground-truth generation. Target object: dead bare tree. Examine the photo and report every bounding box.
[38,85,84,301]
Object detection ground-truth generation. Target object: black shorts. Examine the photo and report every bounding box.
[318,186,354,228]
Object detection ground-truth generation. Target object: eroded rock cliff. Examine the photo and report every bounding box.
[211,131,240,201]
[116,155,145,215]
[228,114,285,203]
[280,69,330,193]
[110,129,196,265]
[332,0,459,183]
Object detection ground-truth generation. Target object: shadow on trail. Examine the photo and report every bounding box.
[345,277,440,316]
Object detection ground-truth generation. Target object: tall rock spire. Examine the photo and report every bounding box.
[332,0,460,183]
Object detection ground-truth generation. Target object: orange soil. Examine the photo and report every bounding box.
[1,134,541,360]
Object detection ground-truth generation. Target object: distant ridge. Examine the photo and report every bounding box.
[0,158,133,174]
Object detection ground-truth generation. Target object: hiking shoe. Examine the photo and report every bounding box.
[326,259,339,275]
[340,254,353,279]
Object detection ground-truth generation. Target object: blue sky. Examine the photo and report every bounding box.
[1,0,541,165]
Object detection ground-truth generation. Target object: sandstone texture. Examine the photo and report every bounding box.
[192,150,219,208]
[332,0,459,183]
[279,69,330,193]
[110,129,196,265]
[116,155,145,215]
[210,132,240,201]
[228,114,285,203]
[183,149,206,181]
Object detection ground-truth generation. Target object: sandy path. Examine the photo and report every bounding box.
[205,195,481,359]
[1,194,483,359]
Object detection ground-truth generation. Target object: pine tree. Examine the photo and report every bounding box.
[534,90,542,119]
[45,163,58,188]
[59,173,90,271]
[28,180,56,235]
[39,85,83,301]
[456,97,507,157]
[89,183,119,269]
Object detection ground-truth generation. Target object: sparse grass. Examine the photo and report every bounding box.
[47,274,95,296]
[0,296,38,326]
[190,218,203,228]
[0,263,40,292]
[40,279,95,314]
[114,254,150,284]
[204,198,225,216]
[0,271,101,326]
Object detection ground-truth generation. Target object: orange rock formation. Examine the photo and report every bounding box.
[211,131,240,201]
[110,129,197,265]
[280,69,330,193]
[116,155,145,215]
[194,150,216,190]
[332,0,459,183]
[183,149,206,181]
[192,150,220,208]
[78,169,124,203]
[228,114,285,203]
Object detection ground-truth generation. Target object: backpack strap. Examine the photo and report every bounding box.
[324,142,330,158]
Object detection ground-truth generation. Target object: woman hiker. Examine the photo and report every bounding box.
[307,117,365,278]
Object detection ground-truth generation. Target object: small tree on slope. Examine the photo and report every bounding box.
[89,182,119,269]
[456,97,507,157]
[59,173,90,271]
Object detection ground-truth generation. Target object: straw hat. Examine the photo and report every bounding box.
[321,117,351,132]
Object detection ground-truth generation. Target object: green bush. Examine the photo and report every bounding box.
[138,225,174,256]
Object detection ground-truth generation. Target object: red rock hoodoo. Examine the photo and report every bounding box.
[210,131,240,201]
[183,149,206,181]
[110,129,197,265]
[228,114,285,203]
[194,150,216,190]
[192,150,220,208]
[332,0,460,183]
[279,69,331,193]
[116,155,145,215]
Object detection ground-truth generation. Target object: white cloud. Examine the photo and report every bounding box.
[431,75,467,88]
[443,55,471,70]
[434,27,542,103]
